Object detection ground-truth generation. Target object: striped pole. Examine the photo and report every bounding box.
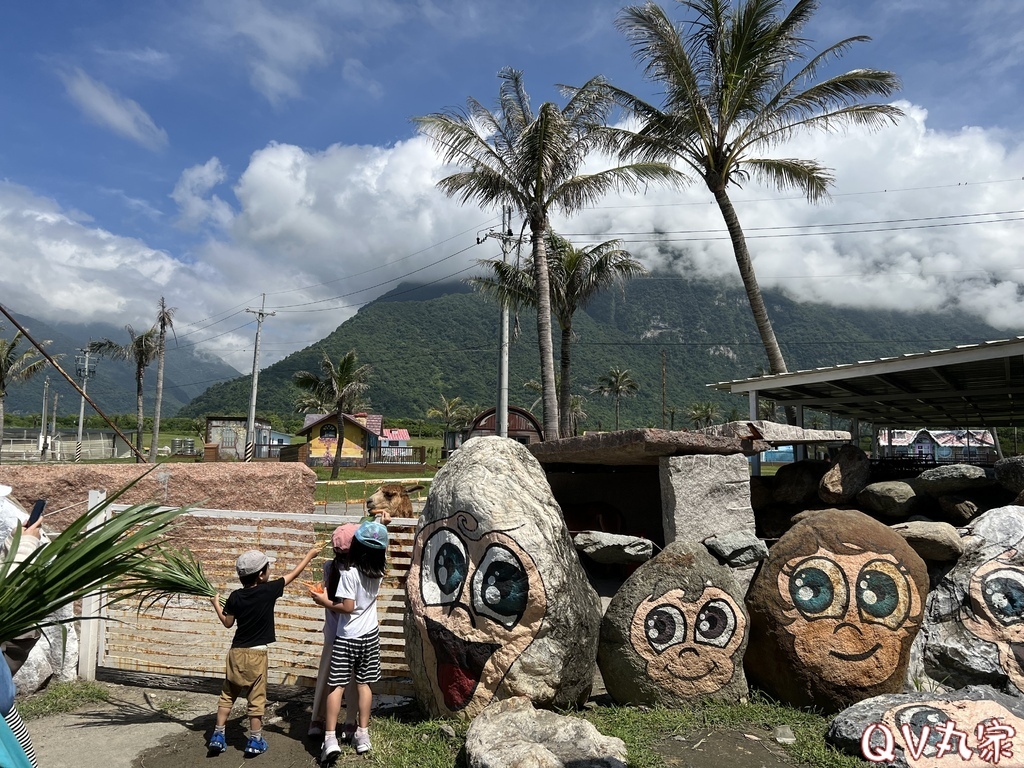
[245,442,254,462]
[75,441,82,462]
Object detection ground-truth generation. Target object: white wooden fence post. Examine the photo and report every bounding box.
[77,489,107,681]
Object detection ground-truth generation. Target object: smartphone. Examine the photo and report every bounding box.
[26,500,46,526]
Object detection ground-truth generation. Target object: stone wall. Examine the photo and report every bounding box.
[0,463,319,528]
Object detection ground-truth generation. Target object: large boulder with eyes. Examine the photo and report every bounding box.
[909,505,1024,696]
[598,541,749,706]
[745,508,929,713]
[404,436,602,720]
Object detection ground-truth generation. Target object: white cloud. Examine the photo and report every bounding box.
[172,158,234,231]
[58,67,168,151]
[5,102,1024,372]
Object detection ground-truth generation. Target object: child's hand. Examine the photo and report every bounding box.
[308,544,323,558]
[210,594,220,607]
[301,580,325,594]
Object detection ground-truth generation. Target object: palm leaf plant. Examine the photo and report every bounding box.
[0,479,196,642]
[118,544,222,613]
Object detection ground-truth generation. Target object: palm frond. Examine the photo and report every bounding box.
[115,545,221,614]
[0,475,188,642]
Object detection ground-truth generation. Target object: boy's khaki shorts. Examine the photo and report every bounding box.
[218,647,269,717]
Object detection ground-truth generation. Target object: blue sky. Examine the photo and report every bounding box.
[0,0,1022,372]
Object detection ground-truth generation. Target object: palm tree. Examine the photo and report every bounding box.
[0,329,50,463]
[566,393,589,437]
[292,350,371,480]
[472,232,646,438]
[148,298,176,460]
[426,394,475,433]
[90,325,160,463]
[592,367,640,430]
[414,67,675,440]
[687,400,721,429]
[611,0,902,378]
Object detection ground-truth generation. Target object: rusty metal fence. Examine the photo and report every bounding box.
[83,505,418,697]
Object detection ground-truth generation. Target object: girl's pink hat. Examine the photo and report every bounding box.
[332,523,359,551]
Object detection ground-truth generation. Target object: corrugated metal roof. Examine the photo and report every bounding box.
[710,336,1024,427]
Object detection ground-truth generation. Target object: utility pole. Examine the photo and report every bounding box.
[39,377,49,459]
[661,349,667,430]
[50,392,59,461]
[478,206,515,438]
[75,349,97,462]
[244,294,275,462]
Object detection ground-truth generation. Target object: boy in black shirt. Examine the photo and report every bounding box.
[208,545,320,757]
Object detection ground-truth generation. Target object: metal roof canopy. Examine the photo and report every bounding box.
[710,337,1024,428]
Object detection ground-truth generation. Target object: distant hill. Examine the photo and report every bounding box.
[1,312,242,419]
[177,275,1017,431]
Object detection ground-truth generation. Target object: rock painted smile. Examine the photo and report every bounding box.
[830,643,882,662]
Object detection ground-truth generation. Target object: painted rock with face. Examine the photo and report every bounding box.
[911,505,1024,695]
[599,541,749,706]
[404,436,603,719]
[745,508,929,713]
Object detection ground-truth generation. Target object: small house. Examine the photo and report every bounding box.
[295,412,382,468]
[205,416,273,461]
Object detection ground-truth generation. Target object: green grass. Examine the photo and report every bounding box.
[581,694,867,768]
[17,681,110,720]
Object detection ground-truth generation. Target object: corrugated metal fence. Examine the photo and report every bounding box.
[87,506,417,697]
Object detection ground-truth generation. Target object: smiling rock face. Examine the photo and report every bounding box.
[404,436,602,720]
[599,541,749,706]
[745,508,928,712]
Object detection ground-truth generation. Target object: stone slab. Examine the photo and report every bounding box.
[700,421,851,444]
[528,429,767,466]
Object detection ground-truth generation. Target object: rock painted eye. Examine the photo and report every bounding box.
[644,604,687,653]
[421,528,468,606]
[893,705,951,758]
[857,559,911,629]
[788,557,849,620]
[981,568,1024,626]
[471,544,529,629]
[694,598,737,648]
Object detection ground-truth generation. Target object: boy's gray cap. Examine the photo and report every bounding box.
[236,550,275,577]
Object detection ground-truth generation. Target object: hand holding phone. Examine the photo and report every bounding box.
[26,500,45,527]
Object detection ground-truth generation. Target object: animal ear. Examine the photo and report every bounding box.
[406,484,425,493]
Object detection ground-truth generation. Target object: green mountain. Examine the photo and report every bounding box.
[178,276,1016,432]
[1,312,241,419]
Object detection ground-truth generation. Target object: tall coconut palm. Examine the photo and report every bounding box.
[426,394,475,433]
[293,350,371,480]
[592,367,640,431]
[148,297,176,460]
[687,400,721,429]
[0,329,50,463]
[472,232,646,438]
[90,325,160,463]
[611,0,902,378]
[414,67,675,440]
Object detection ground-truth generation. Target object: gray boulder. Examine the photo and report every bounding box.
[573,531,654,565]
[818,445,871,505]
[858,481,918,519]
[703,530,768,567]
[937,495,980,524]
[827,686,1024,767]
[12,606,79,694]
[913,464,994,497]
[464,696,627,768]
[404,436,602,719]
[995,456,1024,495]
[911,505,1024,695]
[773,460,829,506]
[599,541,749,706]
[659,454,755,544]
[890,521,964,562]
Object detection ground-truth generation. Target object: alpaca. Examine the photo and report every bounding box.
[365,483,424,522]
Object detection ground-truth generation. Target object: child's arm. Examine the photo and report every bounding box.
[309,588,356,614]
[282,545,322,586]
[211,594,234,628]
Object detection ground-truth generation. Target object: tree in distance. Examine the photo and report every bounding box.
[591,367,640,431]
[90,325,159,463]
[293,350,371,480]
[0,327,51,463]
[472,231,646,438]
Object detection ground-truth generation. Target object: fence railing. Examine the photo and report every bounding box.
[366,445,426,465]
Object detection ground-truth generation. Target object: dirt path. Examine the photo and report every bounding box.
[26,683,803,768]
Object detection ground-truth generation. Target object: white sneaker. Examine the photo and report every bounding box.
[320,737,341,764]
[353,727,372,754]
